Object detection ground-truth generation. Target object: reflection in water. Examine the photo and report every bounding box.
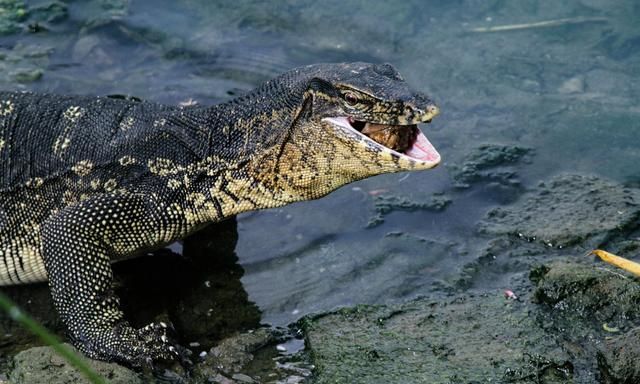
[115,218,262,350]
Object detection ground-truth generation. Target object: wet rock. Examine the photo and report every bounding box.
[532,261,640,323]
[530,261,640,383]
[479,174,640,247]
[598,327,640,384]
[193,328,275,383]
[367,193,451,228]
[301,295,573,383]
[449,143,532,188]
[8,344,141,384]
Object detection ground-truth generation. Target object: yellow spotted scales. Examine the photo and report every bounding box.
[0,63,440,366]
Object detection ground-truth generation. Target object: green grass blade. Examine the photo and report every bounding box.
[0,292,107,384]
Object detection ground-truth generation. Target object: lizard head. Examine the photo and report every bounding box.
[276,62,441,198]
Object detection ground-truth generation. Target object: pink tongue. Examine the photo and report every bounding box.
[405,132,440,162]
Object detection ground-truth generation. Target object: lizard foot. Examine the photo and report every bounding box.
[75,321,191,368]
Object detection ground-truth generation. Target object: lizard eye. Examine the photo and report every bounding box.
[344,92,359,106]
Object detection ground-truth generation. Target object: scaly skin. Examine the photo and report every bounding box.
[0,62,440,366]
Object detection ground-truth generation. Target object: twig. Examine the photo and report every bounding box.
[470,17,608,33]
[591,249,640,277]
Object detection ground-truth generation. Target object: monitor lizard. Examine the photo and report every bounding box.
[0,62,440,366]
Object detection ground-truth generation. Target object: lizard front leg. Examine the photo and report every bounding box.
[41,193,180,366]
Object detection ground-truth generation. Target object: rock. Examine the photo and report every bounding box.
[193,328,275,382]
[479,174,640,247]
[301,295,573,383]
[532,261,640,323]
[530,261,640,383]
[9,344,141,384]
[206,328,275,374]
[598,327,640,384]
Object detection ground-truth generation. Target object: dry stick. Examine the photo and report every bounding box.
[470,17,608,33]
[591,249,640,277]
[0,292,107,384]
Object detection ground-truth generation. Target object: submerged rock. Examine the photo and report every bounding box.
[449,143,532,188]
[367,193,451,228]
[479,174,640,247]
[0,0,27,35]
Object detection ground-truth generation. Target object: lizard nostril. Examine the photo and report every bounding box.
[426,104,439,117]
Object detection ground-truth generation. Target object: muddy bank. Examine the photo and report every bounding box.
[300,260,640,383]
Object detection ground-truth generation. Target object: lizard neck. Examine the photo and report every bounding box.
[169,75,312,223]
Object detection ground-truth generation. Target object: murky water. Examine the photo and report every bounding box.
[1,0,639,330]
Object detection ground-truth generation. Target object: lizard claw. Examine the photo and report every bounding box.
[73,320,191,368]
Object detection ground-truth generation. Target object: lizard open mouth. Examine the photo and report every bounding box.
[323,117,441,167]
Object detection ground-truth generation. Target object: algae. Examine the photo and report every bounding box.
[302,294,573,383]
[479,174,640,247]
[449,144,532,189]
[0,0,27,35]
[367,193,451,228]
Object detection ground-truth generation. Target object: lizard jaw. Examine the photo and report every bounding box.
[323,117,441,170]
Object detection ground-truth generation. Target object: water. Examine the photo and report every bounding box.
[1,0,639,328]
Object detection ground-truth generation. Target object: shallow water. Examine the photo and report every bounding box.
[1,0,639,329]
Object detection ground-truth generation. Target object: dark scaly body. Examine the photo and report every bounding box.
[0,63,440,365]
